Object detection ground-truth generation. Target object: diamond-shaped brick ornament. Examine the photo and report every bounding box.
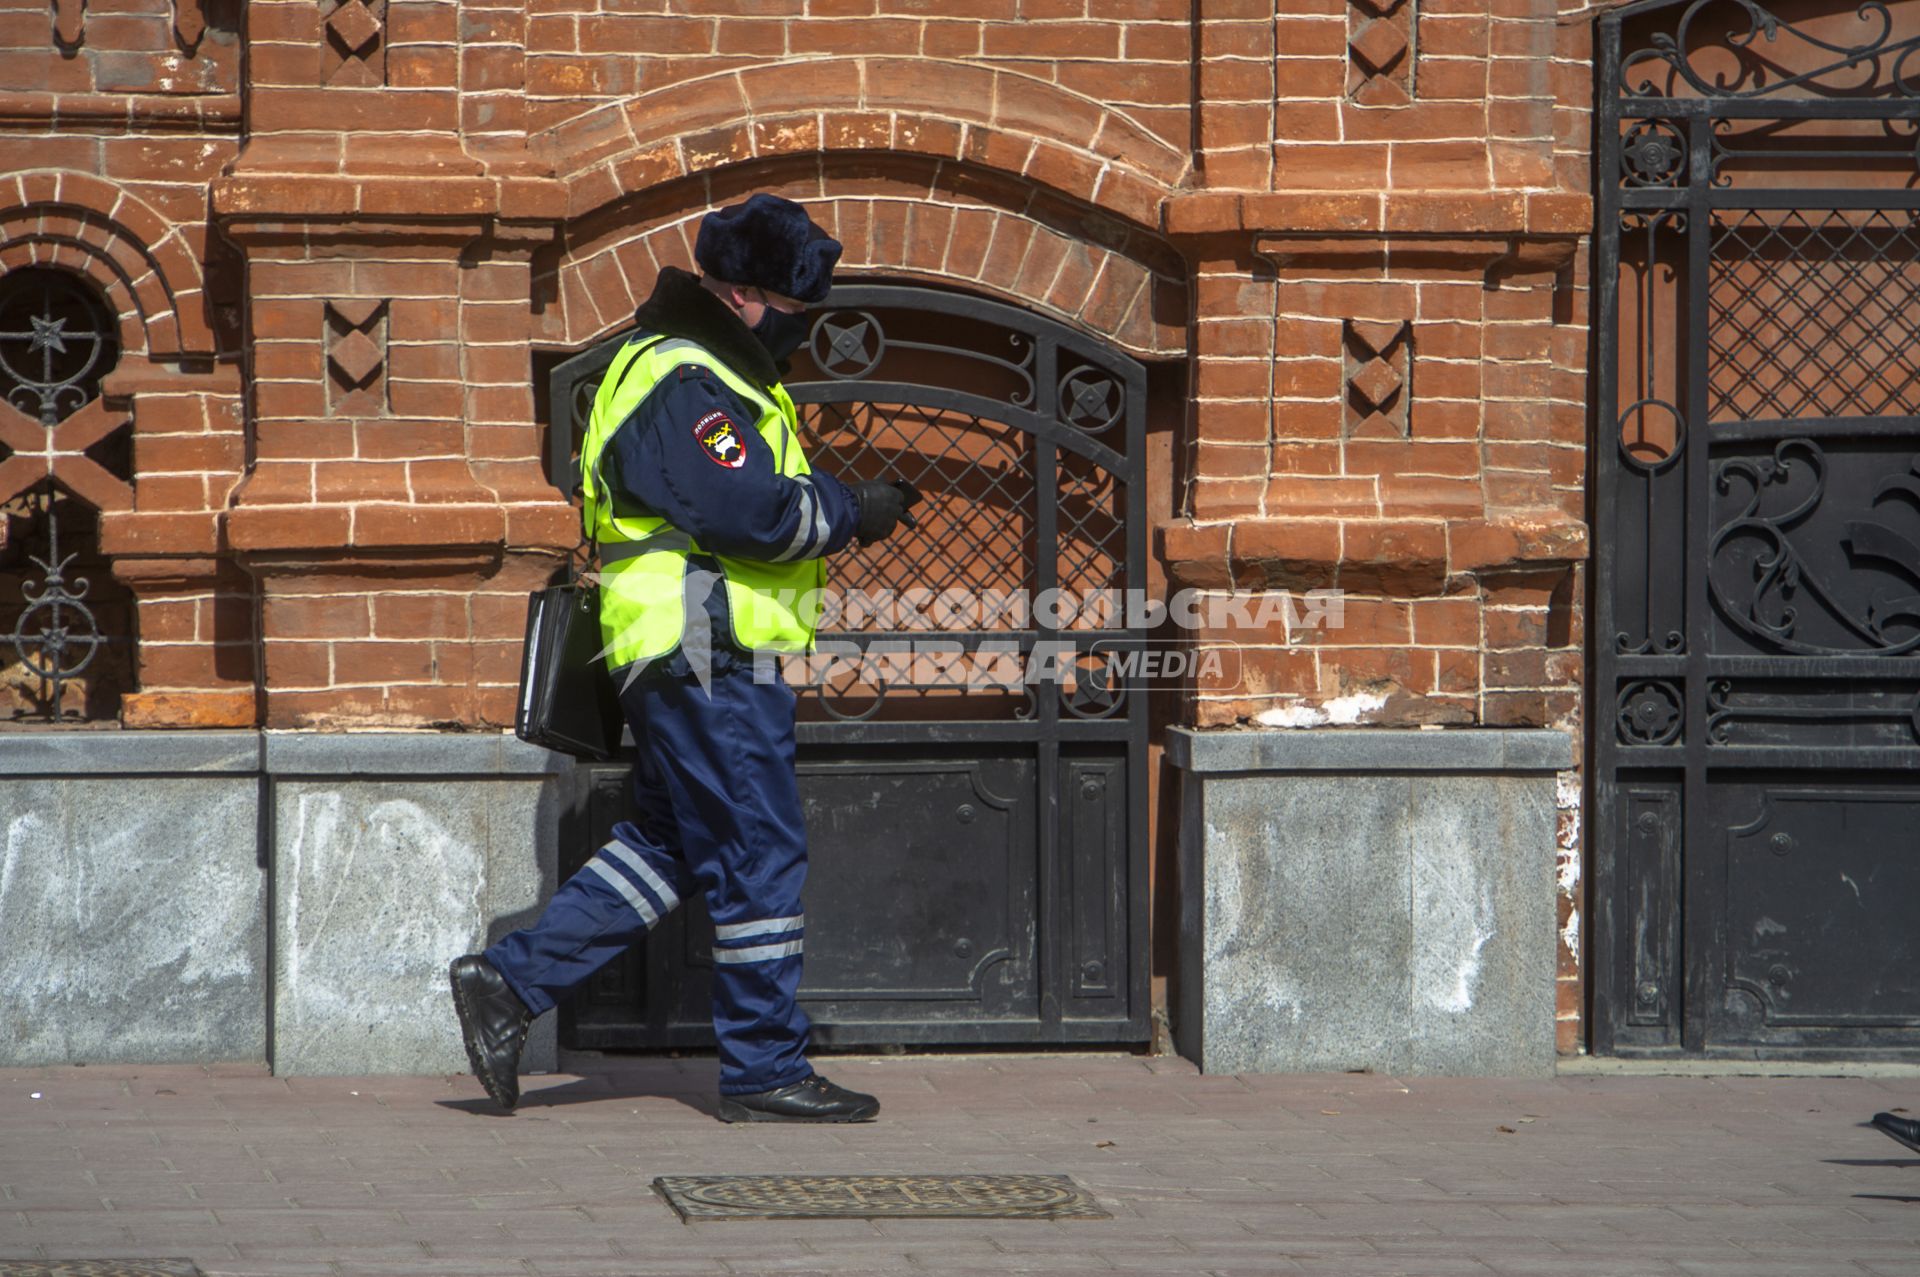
[174,0,206,47]
[1350,0,1406,16]
[1348,320,1405,358]
[1349,357,1402,409]
[327,56,380,88]
[328,298,383,330]
[329,328,383,387]
[1353,410,1405,439]
[326,0,382,56]
[1353,75,1411,107]
[1349,18,1409,76]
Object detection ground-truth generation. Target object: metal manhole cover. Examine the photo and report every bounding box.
[654,1172,1109,1221]
[0,1266,200,1277]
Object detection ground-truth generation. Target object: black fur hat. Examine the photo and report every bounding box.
[694,194,842,305]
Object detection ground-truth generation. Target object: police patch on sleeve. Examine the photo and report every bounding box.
[692,411,748,469]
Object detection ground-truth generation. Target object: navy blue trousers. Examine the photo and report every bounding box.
[486,664,812,1096]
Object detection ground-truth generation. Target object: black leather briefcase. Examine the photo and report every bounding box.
[514,578,624,761]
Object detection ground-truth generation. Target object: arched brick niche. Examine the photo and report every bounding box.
[0,172,216,362]
[536,158,1188,360]
[0,173,253,729]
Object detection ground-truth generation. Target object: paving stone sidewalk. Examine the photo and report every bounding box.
[1,1054,1916,1277]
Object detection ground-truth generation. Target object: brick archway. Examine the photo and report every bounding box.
[0,172,214,360]
[542,57,1189,229]
[538,163,1188,360]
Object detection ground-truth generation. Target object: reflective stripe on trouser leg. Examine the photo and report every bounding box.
[622,663,813,1096]
[483,712,694,1015]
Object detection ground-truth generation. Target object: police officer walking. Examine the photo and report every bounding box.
[450,194,918,1122]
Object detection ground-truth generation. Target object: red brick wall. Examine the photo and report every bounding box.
[523,1,1195,159]
[2,0,1598,1043]
[0,0,249,726]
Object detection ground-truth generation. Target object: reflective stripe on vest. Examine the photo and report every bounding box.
[579,336,827,670]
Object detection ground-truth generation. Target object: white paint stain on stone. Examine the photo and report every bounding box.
[1414,838,1499,1018]
[0,786,260,1062]
[1436,903,1496,1015]
[1261,979,1305,1024]
[282,792,484,1042]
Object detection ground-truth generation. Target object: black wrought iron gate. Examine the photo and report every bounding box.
[543,284,1150,1049]
[1596,0,1920,1055]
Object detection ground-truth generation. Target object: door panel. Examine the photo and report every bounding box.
[1595,0,1920,1058]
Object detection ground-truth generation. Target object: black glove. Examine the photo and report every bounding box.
[850,479,922,547]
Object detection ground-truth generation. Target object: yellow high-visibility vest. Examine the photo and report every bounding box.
[579,336,826,670]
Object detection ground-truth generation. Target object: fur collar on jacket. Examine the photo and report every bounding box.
[631,266,781,389]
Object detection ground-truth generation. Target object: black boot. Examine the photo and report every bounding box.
[449,955,532,1111]
[1872,1112,1920,1154]
[717,1073,879,1123]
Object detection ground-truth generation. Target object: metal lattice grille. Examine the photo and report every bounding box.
[1057,461,1126,621]
[802,400,1038,626]
[1708,209,1920,422]
[654,1173,1109,1221]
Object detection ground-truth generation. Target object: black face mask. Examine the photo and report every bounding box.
[750,300,809,363]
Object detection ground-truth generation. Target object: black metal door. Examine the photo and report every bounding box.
[1595,0,1920,1056]
[543,284,1150,1049]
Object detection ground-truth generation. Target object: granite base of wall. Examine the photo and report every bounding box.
[1168,728,1572,1077]
[0,732,567,1075]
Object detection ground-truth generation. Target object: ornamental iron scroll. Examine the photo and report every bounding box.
[1619,679,1685,744]
[1709,439,1920,655]
[1622,119,1689,186]
[1620,0,1920,99]
[805,305,1037,407]
[1,484,113,721]
[1706,677,1920,745]
[0,269,128,723]
[1706,115,1920,187]
[0,268,118,428]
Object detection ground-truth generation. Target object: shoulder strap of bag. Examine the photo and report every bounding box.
[582,333,674,578]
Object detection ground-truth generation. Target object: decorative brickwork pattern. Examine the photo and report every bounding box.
[540,56,1187,230]
[13,0,237,99]
[52,0,81,46]
[324,298,387,417]
[8,0,1606,1046]
[523,7,1196,160]
[173,0,206,50]
[545,186,1186,358]
[322,0,386,89]
[1348,0,1416,108]
[0,396,133,515]
[1343,318,1412,439]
